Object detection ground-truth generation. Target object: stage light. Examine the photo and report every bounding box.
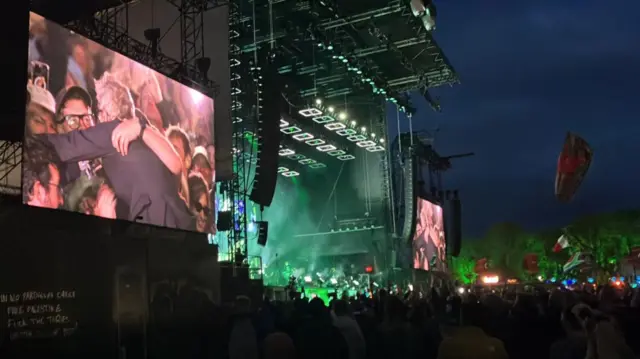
[292,133,314,141]
[330,278,338,285]
[279,149,295,156]
[304,275,312,283]
[357,140,376,148]
[347,135,367,142]
[280,119,289,127]
[281,171,300,177]
[327,149,346,156]
[299,159,316,165]
[315,98,322,105]
[364,265,374,273]
[327,106,335,113]
[316,144,337,152]
[350,120,356,126]
[338,155,355,161]
[336,129,356,136]
[287,154,305,160]
[371,133,376,138]
[338,112,347,120]
[325,122,346,130]
[277,167,289,173]
[366,146,385,152]
[312,116,334,124]
[482,275,500,284]
[299,108,322,117]
[305,139,325,146]
[361,126,366,132]
[380,138,385,143]
[281,126,301,134]
[309,163,326,169]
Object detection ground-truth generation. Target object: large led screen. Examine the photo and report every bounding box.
[412,198,447,271]
[23,12,216,234]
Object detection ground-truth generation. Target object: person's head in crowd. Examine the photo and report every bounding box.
[166,126,192,170]
[307,297,330,321]
[22,138,63,209]
[561,306,585,336]
[190,146,213,187]
[460,302,484,328]
[187,172,211,233]
[263,332,296,359]
[332,299,350,317]
[234,295,252,314]
[26,84,56,135]
[95,72,135,123]
[55,86,94,133]
[385,295,406,322]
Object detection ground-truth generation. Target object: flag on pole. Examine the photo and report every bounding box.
[553,234,570,253]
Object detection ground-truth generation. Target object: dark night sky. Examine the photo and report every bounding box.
[387,0,640,237]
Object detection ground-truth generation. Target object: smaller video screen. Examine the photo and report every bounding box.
[412,198,447,271]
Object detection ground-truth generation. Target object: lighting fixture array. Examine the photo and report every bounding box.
[290,101,386,154]
[278,145,329,170]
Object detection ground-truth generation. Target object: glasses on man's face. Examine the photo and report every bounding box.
[56,114,95,130]
[194,202,211,216]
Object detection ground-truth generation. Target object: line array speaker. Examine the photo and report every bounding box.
[249,58,281,207]
[449,197,462,257]
[256,221,268,246]
[402,152,418,242]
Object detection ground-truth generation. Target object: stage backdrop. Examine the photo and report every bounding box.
[23,12,216,234]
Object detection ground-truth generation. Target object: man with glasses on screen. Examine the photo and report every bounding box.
[35,75,193,230]
[54,86,103,182]
[22,138,64,210]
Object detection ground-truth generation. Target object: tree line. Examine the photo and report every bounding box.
[450,210,640,284]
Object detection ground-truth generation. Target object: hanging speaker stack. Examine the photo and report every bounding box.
[249,55,282,207]
[401,151,418,242]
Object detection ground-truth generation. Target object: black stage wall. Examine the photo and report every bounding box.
[0,201,218,358]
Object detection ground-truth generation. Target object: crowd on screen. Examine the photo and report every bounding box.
[22,13,216,233]
[413,200,447,272]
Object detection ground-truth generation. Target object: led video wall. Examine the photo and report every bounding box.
[412,198,447,271]
[23,12,216,234]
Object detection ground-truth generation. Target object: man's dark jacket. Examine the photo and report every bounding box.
[40,120,194,231]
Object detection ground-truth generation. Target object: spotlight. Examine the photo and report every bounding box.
[371,133,376,138]
[315,98,322,105]
[361,126,366,132]
[380,138,385,143]
[327,106,335,113]
[350,120,356,126]
[143,28,161,57]
[304,275,312,283]
[338,112,347,120]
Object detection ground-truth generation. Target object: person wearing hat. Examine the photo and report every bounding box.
[26,84,56,135]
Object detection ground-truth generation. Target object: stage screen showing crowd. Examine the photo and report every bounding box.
[412,198,447,271]
[23,12,216,234]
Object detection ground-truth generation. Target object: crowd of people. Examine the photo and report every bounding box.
[23,12,216,233]
[159,283,640,359]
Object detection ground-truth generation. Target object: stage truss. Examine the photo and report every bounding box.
[228,0,458,269]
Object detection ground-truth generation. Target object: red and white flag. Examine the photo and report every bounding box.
[553,234,570,253]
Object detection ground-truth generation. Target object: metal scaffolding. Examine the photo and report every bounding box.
[228,0,257,258]
[0,141,22,196]
[66,2,220,96]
